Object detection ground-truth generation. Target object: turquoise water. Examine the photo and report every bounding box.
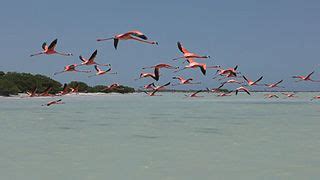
[0,93,320,180]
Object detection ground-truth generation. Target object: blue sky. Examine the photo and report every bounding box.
[1,0,320,90]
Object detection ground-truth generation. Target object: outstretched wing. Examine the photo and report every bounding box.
[275,79,283,86]
[48,39,58,50]
[89,50,98,62]
[253,76,263,84]
[177,42,190,54]
[94,65,100,72]
[242,75,249,83]
[79,56,86,62]
[306,71,314,79]
[127,30,148,40]
[114,39,119,49]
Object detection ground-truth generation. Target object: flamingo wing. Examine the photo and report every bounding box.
[114,39,119,49]
[253,76,263,84]
[128,30,148,40]
[42,42,48,51]
[242,75,249,83]
[177,42,190,54]
[88,50,98,62]
[79,56,86,62]
[48,39,58,50]
[94,65,100,72]
[306,71,314,79]
[275,80,283,86]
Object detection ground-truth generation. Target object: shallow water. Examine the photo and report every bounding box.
[0,92,320,180]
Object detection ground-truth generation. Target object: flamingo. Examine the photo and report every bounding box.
[88,65,117,78]
[79,50,111,66]
[42,99,64,106]
[142,63,178,70]
[235,86,251,95]
[173,42,210,61]
[217,92,233,97]
[213,65,239,80]
[30,39,73,57]
[69,84,80,94]
[172,76,201,86]
[39,86,53,97]
[56,84,69,96]
[221,79,243,85]
[141,82,156,90]
[102,83,121,91]
[206,83,225,93]
[292,71,320,82]
[185,90,203,98]
[282,92,297,98]
[97,30,158,49]
[144,82,170,96]
[54,64,91,75]
[136,67,160,81]
[26,86,38,97]
[264,94,279,98]
[311,95,320,100]
[243,75,263,86]
[174,58,209,75]
[264,80,284,88]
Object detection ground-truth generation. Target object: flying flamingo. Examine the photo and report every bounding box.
[54,64,91,75]
[140,82,156,90]
[30,39,73,57]
[56,84,69,96]
[221,79,243,85]
[136,67,160,81]
[173,42,210,61]
[69,84,80,94]
[39,86,53,97]
[264,94,279,98]
[79,50,111,66]
[213,65,239,80]
[235,86,251,95]
[88,65,117,78]
[142,63,178,70]
[144,82,170,96]
[172,76,201,86]
[264,80,284,88]
[97,30,158,49]
[174,58,218,76]
[292,71,320,82]
[282,92,297,98]
[42,99,65,106]
[311,95,320,100]
[206,83,225,93]
[185,90,203,98]
[216,92,233,97]
[243,75,263,86]
[102,83,121,91]
[26,87,38,97]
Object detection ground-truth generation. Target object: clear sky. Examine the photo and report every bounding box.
[1,0,320,91]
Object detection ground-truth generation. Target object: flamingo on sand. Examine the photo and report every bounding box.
[42,99,64,106]
[30,39,73,57]
[97,30,158,49]
[173,42,210,61]
[292,71,320,82]
[88,65,117,78]
[54,64,91,75]
[79,50,111,66]
[144,82,170,96]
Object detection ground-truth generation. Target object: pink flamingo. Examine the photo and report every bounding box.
[174,58,218,76]
[97,30,158,49]
[26,87,38,97]
[264,94,279,98]
[136,67,160,81]
[30,39,73,57]
[172,76,201,86]
[292,71,320,82]
[213,65,239,79]
[206,83,225,93]
[264,80,284,88]
[69,84,80,94]
[282,92,297,98]
[142,63,178,70]
[235,86,251,95]
[54,64,91,75]
[79,50,111,66]
[39,86,54,97]
[311,95,320,100]
[42,99,64,106]
[141,82,156,90]
[185,90,203,98]
[243,75,263,86]
[217,92,233,97]
[144,82,170,96]
[221,79,243,85]
[173,42,210,61]
[89,65,117,78]
[102,83,121,91]
[56,84,69,96]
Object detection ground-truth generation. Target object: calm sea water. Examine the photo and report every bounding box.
[0,92,319,180]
